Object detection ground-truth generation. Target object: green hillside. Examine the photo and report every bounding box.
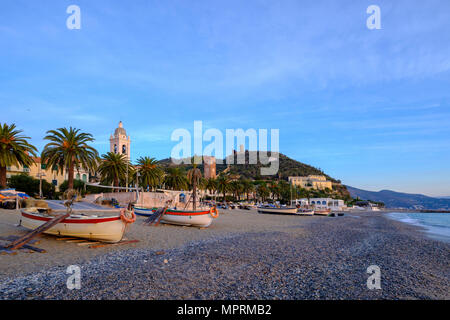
[157,151,350,199]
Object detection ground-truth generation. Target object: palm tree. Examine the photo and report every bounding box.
[216,174,230,203]
[137,157,163,191]
[164,167,188,190]
[230,180,243,201]
[205,178,217,200]
[269,182,280,201]
[241,179,254,201]
[0,123,38,188]
[257,183,270,202]
[97,152,128,190]
[187,163,202,210]
[41,127,98,191]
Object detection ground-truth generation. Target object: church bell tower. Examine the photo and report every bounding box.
[110,121,131,161]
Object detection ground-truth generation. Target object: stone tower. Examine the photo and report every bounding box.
[203,156,217,179]
[110,121,131,161]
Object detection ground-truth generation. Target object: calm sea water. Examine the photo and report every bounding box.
[388,212,450,243]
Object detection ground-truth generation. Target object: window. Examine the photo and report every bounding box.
[322,201,326,205]
[82,174,87,182]
[76,173,80,180]
[122,145,126,154]
[41,164,47,170]
[114,144,117,153]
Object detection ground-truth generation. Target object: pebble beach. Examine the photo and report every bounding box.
[0,208,449,300]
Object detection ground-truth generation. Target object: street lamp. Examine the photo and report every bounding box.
[36,171,46,199]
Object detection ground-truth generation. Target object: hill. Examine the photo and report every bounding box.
[346,186,450,210]
[158,151,335,180]
[157,151,350,199]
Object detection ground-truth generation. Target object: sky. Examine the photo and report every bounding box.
[1,0,450,196]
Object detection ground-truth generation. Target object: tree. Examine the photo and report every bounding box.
[269,182,280,201]
[0,123,37,188]
[41,127,98,192]
[187,161,202,210]
[8,174,55,198]
[137,156,163,191]
[216,174,230,203]
[97,152,128,191]
[241,179,255,201]
[164,167,188,190]
[230,180,243,201]
[257,183,270,202]
[59,179,86,193]
[205,178,217,200]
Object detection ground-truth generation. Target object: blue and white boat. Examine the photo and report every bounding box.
[133,206,156,217]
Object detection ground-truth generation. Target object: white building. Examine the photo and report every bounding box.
[291,198,346,211]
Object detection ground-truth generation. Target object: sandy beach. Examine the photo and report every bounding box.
[0,208,449,300]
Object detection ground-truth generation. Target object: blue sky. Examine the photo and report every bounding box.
[1,0,450,196]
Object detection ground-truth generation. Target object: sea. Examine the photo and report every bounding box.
[388,212,450,243]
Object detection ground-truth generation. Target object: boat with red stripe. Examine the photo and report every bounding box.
[144,207,219,227]
[20,207,136,243]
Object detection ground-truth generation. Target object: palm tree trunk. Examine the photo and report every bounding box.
[0,166,7,188]
[114,177,119,193]
[193,181,197,210]
[68,164,74,191]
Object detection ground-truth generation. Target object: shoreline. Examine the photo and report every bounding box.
[1,208,449,299]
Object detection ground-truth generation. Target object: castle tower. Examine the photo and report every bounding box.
[110,121,131,161]
[203,156,217,179]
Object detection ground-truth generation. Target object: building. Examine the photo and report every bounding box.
[203,156,216,179]
[288,175,333,190]
[6,157,90,191]
[291,198,346,211]
[110,121,131,161]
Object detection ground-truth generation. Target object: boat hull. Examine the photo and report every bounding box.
[134,206,156,217]
[257,207,299,215]
[20,210,127,243]
[297,210,315,216]
[160,209,214,228]
[314,209,331,216]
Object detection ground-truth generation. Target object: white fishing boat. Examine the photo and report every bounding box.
[257,206,299,215]
[20,208,136,243]
[314,209,331,216]
[297,208,315,216]
[157,207,219,228]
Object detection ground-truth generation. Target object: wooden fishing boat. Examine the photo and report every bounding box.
[20,208,136,243]
[151,207,219,228]
[257,206,299,215]
[314,209,331,216]
[133,206,156,217]
[297,208,315,216]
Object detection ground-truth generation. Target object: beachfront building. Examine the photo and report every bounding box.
[110,121,131,161]
[203,156,217,179]
[288,175,333,190]
[6,157,90,191]
[291,198,346,211]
